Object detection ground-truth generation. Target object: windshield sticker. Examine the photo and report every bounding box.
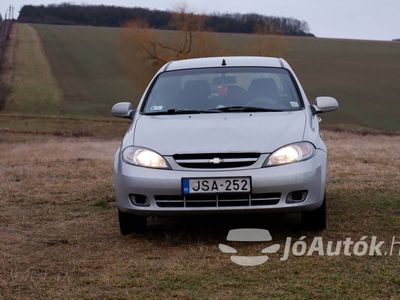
[290,102,299,108]
[151,106,163,111]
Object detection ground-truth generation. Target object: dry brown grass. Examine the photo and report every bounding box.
[1,131,400,299]
[325,130,400,193]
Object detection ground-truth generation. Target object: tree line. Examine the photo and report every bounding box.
[17,3,314,37]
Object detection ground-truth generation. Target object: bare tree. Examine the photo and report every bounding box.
[119,3,287,90]
[119,3,221,90]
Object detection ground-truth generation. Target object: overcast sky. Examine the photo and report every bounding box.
[1,0,399,41]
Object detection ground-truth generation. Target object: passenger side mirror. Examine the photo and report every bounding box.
[312,97,339,115]
[111,102,135,119]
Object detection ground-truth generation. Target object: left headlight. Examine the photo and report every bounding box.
[122,146,170,169]
[263,142,315,167]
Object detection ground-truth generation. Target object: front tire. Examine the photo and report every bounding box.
[301,193,326,230]
[118,208,147,235]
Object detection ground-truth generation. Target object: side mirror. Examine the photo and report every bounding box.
[111,102,135,119]
[312,97,338,115]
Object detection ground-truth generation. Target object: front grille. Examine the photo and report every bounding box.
[173,153,260,169]
[154,193,281,208]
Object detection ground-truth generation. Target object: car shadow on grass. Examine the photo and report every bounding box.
[127,213,304,245]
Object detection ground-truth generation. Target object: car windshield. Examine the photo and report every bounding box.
[143,67,302,115]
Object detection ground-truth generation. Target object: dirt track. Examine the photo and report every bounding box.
[0,20,16,110]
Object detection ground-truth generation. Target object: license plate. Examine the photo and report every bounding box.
[182,177,251,194]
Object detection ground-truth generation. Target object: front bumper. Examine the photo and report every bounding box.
[114,150,327,216]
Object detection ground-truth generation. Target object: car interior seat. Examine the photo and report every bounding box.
[174,80,211,110]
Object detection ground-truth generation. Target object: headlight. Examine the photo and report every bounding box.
[122,147,170,169]
[263,142,315,167]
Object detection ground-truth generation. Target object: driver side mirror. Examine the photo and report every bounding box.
[111,102,136,119]
[312,97,339,115]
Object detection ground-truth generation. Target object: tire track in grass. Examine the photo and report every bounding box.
[6,23,63,115]
[32,25,139,118]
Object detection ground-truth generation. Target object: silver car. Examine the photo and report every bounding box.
[112,56,338,234]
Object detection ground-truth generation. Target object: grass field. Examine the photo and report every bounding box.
[1,23,400,299]
[31,24,140,117]
[30,24,400,131]
[0,114,129,142]
[1,130,400,299]
[285,37,400,130]
[1,23,399,136]
[4,24,63,116]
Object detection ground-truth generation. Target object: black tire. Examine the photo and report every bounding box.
[118,208,147,235]
[301,193,326,231]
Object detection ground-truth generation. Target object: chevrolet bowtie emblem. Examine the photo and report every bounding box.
[209,157,224,164]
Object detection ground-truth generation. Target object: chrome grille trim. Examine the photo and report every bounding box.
[175,158,258,164]
[155,193,281,208]
[173,153,261,169]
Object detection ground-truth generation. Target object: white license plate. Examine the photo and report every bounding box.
[182,177,251,194]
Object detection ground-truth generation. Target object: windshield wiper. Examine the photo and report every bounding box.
[209,106,284,112]
[145,109,220,115]
[145,106,283,115]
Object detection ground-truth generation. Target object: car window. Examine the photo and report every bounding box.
[143,67,302,114]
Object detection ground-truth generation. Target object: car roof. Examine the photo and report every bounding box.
[164,56,284,71]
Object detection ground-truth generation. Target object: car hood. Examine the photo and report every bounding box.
[133,112,306,155]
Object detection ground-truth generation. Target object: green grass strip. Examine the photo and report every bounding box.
[6,23,63,115]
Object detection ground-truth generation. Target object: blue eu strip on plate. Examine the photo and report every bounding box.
[182,179,190,194]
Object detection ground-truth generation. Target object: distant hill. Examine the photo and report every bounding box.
[17,3,314,37]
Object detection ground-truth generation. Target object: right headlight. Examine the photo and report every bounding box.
[263,142,315,167]
[122,146,170,169]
